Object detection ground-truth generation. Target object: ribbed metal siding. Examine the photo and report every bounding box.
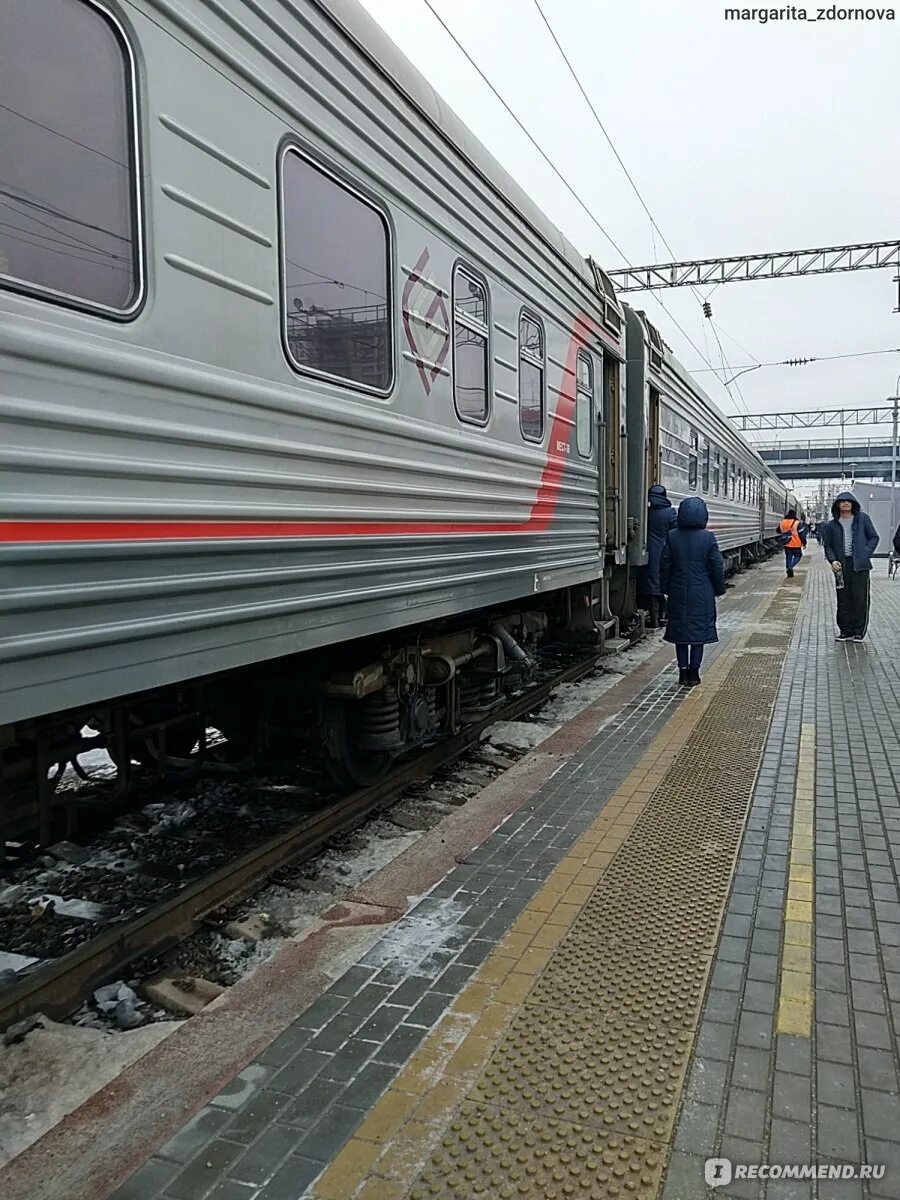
[1,0,610,725]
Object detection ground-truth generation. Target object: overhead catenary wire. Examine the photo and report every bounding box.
[419,0,730,391]
[529,0,754,401]
[691,346,900,373]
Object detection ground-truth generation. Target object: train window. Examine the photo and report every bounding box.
[452,266,489,424]
[723,457,730,498]
[702,442,710,493]
[730,460,737,500]
[688,431,699,490]
[282,150,392,391]
[575,350,593,457]
[0,0,141,314]
[713,451,721,496]
[518,312,545,442]
[660,404,691,492]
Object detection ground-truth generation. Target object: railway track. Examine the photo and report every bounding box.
[0,642,621,1033]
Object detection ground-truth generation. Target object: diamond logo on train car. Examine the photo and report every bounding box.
[402,249,450,394]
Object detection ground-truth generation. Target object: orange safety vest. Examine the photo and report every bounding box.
[778,518,802,549]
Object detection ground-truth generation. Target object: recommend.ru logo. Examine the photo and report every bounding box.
[705,1158,733,1187]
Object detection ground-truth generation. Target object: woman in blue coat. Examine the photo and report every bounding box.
[660,496,727,687]
[643,484,677,628]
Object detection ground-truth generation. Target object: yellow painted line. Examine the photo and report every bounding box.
[775,722,815,1037]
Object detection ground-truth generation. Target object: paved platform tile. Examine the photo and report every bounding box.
[310,577,796,1200]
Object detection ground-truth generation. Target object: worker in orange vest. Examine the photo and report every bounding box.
[777,509,805,578]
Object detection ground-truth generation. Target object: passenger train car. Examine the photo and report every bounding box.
[625,309,798,573]
[0,0,792,831]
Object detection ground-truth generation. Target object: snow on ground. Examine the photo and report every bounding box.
[314,821,423,890]
[205,823,425,983]
[0,1017,179,1168]
[486,634,665,753]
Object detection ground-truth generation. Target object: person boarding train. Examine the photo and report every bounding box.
[642,484,677,628]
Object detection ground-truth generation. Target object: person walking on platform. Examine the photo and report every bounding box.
[660,496,726,687]
[642,484,677,629]
[822,490,879,641]
[778,509,804,578]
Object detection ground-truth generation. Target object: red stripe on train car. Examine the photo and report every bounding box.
[1,316,598,545]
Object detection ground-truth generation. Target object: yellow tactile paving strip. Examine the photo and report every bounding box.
[310,584,801,1200]
[776,722,816,1037]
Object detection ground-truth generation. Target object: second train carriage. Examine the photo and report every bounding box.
[624,308,792,581]
[0,0,790,825]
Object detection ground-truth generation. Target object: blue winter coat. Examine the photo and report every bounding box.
[660,497,726,645]
[644,485,677,595]
[822,491,880,571]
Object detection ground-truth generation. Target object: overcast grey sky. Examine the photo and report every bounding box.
[359,0,900,435]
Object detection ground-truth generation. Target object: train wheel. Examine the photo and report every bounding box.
[322,701,392,790]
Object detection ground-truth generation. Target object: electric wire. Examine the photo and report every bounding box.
[420,0,728,388]
[691,346,900,373]
[529,0,754,398]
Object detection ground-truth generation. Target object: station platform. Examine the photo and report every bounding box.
[10,552,900,1200]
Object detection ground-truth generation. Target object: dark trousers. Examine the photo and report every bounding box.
[648,595,667,626]
[675,644,704,670]
[784,547,802,572]
[836,558,870,636]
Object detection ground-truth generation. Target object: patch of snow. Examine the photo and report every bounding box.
[24,895,115,924]
[485,720,550,752]
[364,899,472,976]
[0,1017,180,1168]
[487,640,664,752]
[0,951,38,974]
[211,933,287,978]
[314,822,423,890]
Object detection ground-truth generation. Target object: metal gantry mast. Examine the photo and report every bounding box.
[728,405,899,432]
[606,239,900,294]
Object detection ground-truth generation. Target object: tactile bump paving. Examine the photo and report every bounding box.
[529,945,712,1029]
[473,1006,695,1140]
[409,1103,664,1200]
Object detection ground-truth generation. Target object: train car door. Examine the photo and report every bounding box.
[647,385,661,487]
[603,355,624,557]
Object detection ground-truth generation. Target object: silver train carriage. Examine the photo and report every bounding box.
[624,310,793,572]
[0,0,787,828]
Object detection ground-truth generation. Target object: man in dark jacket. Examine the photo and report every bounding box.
[822,490,880,641]
[660,496,727,686]
[643,484,677,628]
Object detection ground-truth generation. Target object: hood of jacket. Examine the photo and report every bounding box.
[677,496,709,529]
[831,490,860,519]
[648,485,671,509]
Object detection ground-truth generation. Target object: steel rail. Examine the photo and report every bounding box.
[0,648,612,1031]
